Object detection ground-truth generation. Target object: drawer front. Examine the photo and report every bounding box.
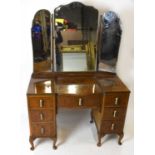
[102,108,126,121]
[57,95,101,109]
[31,123,55,137]
[30,110,55,122]
[101,121,124,133]
[104,93,129,107]
[28,96,55,109]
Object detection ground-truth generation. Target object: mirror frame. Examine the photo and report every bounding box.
[31,2,122,75]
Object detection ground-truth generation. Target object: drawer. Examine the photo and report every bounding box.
[30,110,55,122]
[28,96,55,109]
[31,123,55,137]
[101,121,124,133]
[104,93,129,107]
[102,108,126,121]
[57,94,102,109]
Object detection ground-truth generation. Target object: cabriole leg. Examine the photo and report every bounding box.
[29,136,35,150]
[118,133,124,145]
[53,137,57,150]
[97,133,102,147]
[90,110,94,123]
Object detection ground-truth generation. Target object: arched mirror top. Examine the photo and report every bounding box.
[54,2,99,72]
[31,2,122,75]
[31,9,52,72]
[54,2,98,31]
[98,11,122,73]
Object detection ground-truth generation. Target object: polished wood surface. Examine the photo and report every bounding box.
[27,79,55,94]
[56,83,102,95]
[28,74,129,95]
[31,123,55,137]
[101,121,124,133]
[27,94,57,150]
[57,94,102,109]
[92,90,130,147]
[32,71,116,78]
[28,96,55,109]
[34,60,52,72]
[30,109,54,122]
[101,107,126,121]
[97,77,129,93]
[103,92,129,107]
[27,72,130,150]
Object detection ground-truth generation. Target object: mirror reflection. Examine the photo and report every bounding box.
[32,9,52,72]
[54,2,98,71]
[31,3,122,73]
[98,11,122,72]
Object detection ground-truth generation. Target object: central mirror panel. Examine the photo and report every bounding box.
[54,2,98,71]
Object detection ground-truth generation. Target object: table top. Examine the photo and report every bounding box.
[27,74,129,95]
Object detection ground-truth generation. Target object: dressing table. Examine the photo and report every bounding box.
[27,2,130,150]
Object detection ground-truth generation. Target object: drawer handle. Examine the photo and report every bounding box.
[39,99,44,108]
[40,127,45,134]
[40,113,44,121]
[113,110,117,118]
[114,97,119,105]
[78,98,83,106]
[111,123,115,130]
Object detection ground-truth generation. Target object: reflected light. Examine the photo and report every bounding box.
[44,81,51,93]
[67,85,77,94]
[92,84,95,94]
[34,81,52,94]
[44,81,51,86]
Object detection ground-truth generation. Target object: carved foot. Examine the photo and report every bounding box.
[97,142,101,147]
[53,145,57,150]
[90,110,94,123]
[90,120,94,123]
[30,146,34,151]
[29,136,35,151]
[53,138,57,150]
[97,133,102,147]
[118,133,124,145]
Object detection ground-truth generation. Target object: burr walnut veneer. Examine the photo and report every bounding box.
[27,72,130,150]
[27,2,130,150]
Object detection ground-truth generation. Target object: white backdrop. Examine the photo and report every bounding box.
[19,1,134,155]
[0,0,133,155]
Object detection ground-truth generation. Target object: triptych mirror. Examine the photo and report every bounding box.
[31,2,122,73]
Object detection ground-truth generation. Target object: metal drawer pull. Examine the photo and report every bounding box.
[113,110,117,118]
[40,113,44,120]
[40,127,44,134]
[39,99,44,108]
[111,123,115,130]
[114,97,119,105]
[78,98,83,106]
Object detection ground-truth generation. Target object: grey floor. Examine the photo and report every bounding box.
[62,53,88,71]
